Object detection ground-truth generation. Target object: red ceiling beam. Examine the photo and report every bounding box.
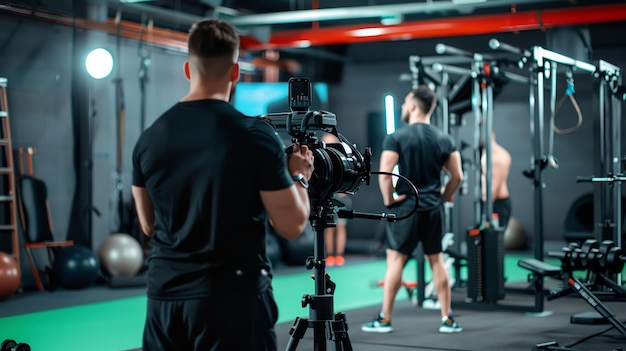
[2,3,626,52]
[244,3,626,50]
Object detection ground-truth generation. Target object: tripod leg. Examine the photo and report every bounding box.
[285,317,309,351]
[313,321,327,351]
[329,312,353,351]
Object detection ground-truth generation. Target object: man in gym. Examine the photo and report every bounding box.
[362,85,463,334]
[482,131,512,230]
[131,19,314,351]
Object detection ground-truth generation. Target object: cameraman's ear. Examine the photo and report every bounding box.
[183,61,191,81]
[231,62,240,83]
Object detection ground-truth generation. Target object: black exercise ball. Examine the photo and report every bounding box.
[52,245,100,289]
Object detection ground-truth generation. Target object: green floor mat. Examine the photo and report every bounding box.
[0,254,577,351]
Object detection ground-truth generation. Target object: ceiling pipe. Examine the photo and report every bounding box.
[224,0,550,26]
[245,3,626,50]
[104,0,203,25]
[2,3,626,53]
[103,0,549,28]
[0,3,189,52]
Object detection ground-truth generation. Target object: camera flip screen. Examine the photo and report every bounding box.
[289,77,311,112]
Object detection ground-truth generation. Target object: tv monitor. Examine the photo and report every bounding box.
[232,82,329,116]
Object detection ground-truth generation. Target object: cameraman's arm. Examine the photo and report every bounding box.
[441,151,463,202]
[131,185,155,236]
[261,144,314,240]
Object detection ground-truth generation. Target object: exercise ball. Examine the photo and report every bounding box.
[504,217,526,250]
[0,252,20,300]
[98,233,144,277]
[52,245,99,289]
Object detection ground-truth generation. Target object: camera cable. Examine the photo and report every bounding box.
[335,171,418,223]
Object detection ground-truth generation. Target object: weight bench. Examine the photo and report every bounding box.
[518,258,561,279]
[517,258,562,296]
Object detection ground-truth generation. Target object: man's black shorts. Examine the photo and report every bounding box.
[385,197,443,256]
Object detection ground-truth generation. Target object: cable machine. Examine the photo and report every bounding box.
[430,41,600,314]
[491,40,625,314]
[580,59,623,284]
[436,43,533,306]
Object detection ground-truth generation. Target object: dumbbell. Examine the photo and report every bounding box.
[598,240,616,269]
[579,239,600,267]
[586,248,605,271]
[606,246,625,274]
[550,239,600,271]
[1,340,30,351]
[567,242,580,250]
[548,246,580,270]
[589,240,626,273]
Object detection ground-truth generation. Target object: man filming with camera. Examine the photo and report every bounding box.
[131,19,314,351]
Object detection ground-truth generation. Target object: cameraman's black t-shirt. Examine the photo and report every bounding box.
[382,123,456,211]
[132,99,292,299]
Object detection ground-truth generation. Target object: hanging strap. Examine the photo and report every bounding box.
[552,74,583,135]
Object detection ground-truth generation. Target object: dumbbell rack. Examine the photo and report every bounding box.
[548,239,626,296]
[548,239,626,333]
[565,275,626,336]
[576,174,626,286]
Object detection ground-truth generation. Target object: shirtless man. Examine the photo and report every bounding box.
[482,131,512,229]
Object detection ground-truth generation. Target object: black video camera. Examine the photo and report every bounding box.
[260,77,372,208]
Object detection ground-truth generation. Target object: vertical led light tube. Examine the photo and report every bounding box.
[385,94,396,134]
[384,94,399,187]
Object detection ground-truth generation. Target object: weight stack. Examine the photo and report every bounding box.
[466,225,505,303]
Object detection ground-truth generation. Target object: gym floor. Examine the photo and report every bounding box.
[1,252,625,351]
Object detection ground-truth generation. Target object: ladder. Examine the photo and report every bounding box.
[0,77,20,270]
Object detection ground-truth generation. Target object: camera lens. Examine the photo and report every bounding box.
[309,141,368,200]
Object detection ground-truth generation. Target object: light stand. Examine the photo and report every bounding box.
[85,47,113,247]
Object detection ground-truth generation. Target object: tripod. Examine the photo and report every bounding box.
[285,197,353,351]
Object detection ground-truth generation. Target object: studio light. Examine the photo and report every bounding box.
[384,94,399,187]
[85,48,113,80]
[384,94,395,135]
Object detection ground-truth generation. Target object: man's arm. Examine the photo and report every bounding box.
[441,151,463,202]
[378,150,406,206]
[261,185,310,240]
[261,144,314,240]
[131,185,155,236]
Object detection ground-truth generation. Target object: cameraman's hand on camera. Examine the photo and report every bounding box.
[260,144,313,240]
[288,144,314,181]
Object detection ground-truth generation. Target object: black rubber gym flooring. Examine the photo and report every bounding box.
[275,288,626,351]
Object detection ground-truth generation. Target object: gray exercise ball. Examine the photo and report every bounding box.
[98,233,144,277]
[504,217,526,250]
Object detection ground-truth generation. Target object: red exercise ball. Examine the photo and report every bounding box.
[0,251,20,300]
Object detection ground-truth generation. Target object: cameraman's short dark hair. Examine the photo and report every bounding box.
[410,85,437,115]
[188,19,239,60]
